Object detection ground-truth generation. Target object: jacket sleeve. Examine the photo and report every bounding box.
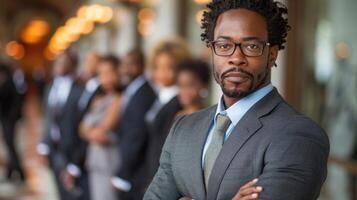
[143,115,186,200]
[257,116,330,200]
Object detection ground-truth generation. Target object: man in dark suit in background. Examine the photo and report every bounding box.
[0,63,25,182]
[145,0,329,199]
[61,51,101,200]
[111,49,157,200]
[37,51,83,200]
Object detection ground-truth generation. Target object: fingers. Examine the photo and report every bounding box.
[240,192,259,200]
[240,178,258,190]
[239,186,262,199]
[232,179,263,200]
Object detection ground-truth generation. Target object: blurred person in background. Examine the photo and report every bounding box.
[79,55,122,200]
[0,62,25,183]
[144,39,190,188]
[176,59,211,116]
[325,44,357,200]
[111,49,156,200]
[37,51,82,200]
[61,51,101,200]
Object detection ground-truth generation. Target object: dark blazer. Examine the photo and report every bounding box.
[68,86,100,171]
[145,96,182,185]
[144,88,330,200]
[116,81,157,200]
[0,65,22,121]
[42,81,83,162]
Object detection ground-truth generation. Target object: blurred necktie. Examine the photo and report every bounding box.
[204,114,231,189]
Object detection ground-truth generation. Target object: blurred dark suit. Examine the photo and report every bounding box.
[67,79,100,200]
[41,78,83,200]
[144,96,182,186]
[115,78,156,200]
[0,64,25,181]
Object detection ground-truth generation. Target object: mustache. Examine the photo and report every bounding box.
[220,67,254,80]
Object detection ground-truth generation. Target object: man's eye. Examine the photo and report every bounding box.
[247,44,259,49]
[216,43,233,50]
[245,43,261,50]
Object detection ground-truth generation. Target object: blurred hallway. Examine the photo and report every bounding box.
[0,96,58,200]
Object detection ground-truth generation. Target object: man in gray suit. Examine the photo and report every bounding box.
[144,0,329,200]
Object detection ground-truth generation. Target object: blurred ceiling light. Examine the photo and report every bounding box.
[21,19,50,44]
[196,9,206,25]
[194,0,211,4]
[97,7,114,23]
[77,6,89,18]
[81,21,94,34]
[137,8,155,36]
[138,8,155,22]
[46,4,113,60]
[6,41,25,59]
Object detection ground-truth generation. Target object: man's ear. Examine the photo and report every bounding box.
[269,46,279,68]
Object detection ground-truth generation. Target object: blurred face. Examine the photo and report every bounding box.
[153,53,176,87]
[82,52,99,80]
[53,53,72,76]
[97,61,118,92]
[212,9,278,101]
[120,54,142,86]
[178,71,206,107]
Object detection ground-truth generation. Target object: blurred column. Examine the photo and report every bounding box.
[114,6,138,56]
[142,0,179,56]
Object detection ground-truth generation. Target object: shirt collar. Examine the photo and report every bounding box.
[158,85,178,104]
[124,75,146,97]
[214,84,274,126]
[86,77,99,92]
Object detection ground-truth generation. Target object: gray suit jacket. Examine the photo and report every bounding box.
[144,89,329,200]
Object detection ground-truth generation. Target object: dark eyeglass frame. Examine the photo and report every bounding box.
[210,40,271,57]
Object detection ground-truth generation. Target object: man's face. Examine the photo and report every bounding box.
[120,54,142,86]
[212,8,278,100]
[83,52,99,80]
[53,53,72,76]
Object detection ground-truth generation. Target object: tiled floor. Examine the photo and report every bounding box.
[0,96,58,200]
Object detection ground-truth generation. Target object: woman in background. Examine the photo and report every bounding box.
[80,55,122,200]
[176,59,211,116]
[144,38,190,187]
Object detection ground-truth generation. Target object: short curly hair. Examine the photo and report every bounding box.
[201,0,290,50]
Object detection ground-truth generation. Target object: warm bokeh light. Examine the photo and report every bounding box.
[21,19,50,44]
[194,0,211,4]
[138,8,155,22]
[45,4,113,59]
[196,9,206,25]
[6,41,25,59]
[137,8,155,36]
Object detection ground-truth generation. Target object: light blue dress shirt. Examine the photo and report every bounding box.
[202,84,274,166]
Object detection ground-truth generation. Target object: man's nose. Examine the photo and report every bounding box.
[228,46,248,66]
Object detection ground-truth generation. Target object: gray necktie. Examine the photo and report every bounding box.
[204,114,231,188]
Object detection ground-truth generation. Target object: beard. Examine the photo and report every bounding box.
[213,65,270,99]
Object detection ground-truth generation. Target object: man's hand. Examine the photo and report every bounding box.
[62,170,75,191]
[232,178,263,200]
[178,197,192,200]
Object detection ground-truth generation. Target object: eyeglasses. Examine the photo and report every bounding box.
[210,40,270,57]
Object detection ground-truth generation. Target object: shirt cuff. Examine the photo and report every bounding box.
[111,176,132,192]
[67,163,82,177]
[37,143,50,155]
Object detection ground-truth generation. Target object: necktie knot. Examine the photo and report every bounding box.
[215,114,231,133]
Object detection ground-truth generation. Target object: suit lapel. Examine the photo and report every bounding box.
[189,106,216,199]
[206,89,283,200]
